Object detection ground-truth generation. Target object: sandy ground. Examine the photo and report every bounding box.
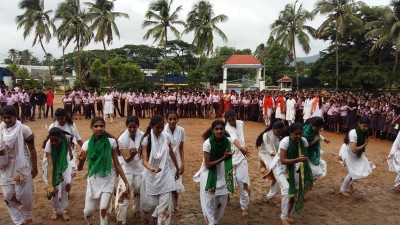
[1,95,400,225]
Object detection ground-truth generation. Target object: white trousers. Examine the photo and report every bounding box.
[394,174,400,188]
[200,191,228,225]
[271,167,291,221]
[84,189,113,225]
[234,160,250,210]
[140,182,173,225]
[267,182,279,199]
[2,175,34,225]
[115,174,141,223]
[340,174,356,192]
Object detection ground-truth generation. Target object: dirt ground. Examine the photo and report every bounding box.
[1,95,400,225]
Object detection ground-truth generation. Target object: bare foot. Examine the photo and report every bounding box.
[61,212,70,221]
[282,220,291,225]
[241,210,249,217]
[268,197,281,206]
[340,191,352,197]
[50,213,58,221]
[287,217,295,224]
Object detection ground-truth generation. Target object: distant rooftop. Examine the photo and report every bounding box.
[222,55,263,69]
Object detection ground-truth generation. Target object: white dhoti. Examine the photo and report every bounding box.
[309,159,327,180]
[2,174,34,225]
[115,174,141,223]
[388,133,400,188]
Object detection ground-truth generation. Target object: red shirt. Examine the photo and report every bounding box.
[46,92,54,106]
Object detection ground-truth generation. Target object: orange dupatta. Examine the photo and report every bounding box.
[276,97,285,112]
[312,97,320,112]
[263,96,274,115]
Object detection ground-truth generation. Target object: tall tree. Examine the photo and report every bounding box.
[8,49,18,64]
[16,0,56,89]
[365,5,400,91]
[54,0,91,88]
[314,0,364,91]
[142,0,185,89]
[85,0,129,86]
[184,0,228,68]
[270,0,315,89]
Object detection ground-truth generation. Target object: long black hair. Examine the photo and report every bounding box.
[255,120,285,147]
[140,115,164,159]
[304,117,324,127]
[202,120,230,141]
[280,122,303,140]
[54,108,73,125]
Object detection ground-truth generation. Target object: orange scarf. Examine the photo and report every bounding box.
[276,97,285,112]
[312,97,320,111]
[263,97,274,114]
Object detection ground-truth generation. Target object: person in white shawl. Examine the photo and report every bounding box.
[224,110,251,217]
[0,105,38,225]
[140,115,179,225]
[115,116,144,224]
[388,132,400,192]
[256,120,285,206]
[164,112,186,212]
[339,116,374,197]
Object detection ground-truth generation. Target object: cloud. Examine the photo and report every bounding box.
[0,0,391,62]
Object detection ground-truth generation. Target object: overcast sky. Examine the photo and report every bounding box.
[0,0,391,62]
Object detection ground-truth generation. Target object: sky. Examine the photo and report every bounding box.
[0,0,392,62]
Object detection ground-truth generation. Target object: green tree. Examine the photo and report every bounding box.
[85,0,129,86]
[54,0,92,88]
[365,4,400,91]
[16,0,56,89]
[142,0,185,89]
[270,0,315,89]
[184,0,228,68]
[314,0,364,90]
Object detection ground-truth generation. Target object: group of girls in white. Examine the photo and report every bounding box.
[3,101,400,225]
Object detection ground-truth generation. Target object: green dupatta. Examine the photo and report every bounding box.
[51,137,69,188]
[355,126,368,158]
[86,133,112,178]
[205,134,234,193]
[303,124,320,165]
[286,136,313,213]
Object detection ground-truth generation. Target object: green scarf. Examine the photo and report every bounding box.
[303,124,320,165]
[286,136,313,214]
[86,133,112,178]
[355,126,367,158]
[51,137,68,188]
[205,134,234,193]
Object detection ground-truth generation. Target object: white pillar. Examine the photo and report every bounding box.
[257,68,262,88]
[223,68,228,92]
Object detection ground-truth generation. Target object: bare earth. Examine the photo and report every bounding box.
[1,95,400,225]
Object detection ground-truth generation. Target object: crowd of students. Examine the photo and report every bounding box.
[2,86,400,225]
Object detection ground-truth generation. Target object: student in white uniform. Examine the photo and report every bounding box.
[273,123,313,225]
[193,120,234,225]
[115,116,144,224]
[140,115,180,225]
[224,110,250,216]
[285,95,296,126]
[302,117,330,181]
[44,127,73,221]
[388,132,400,192]
[0,105,38,225]
[163,111,186,213]
[78,117,131,225]
[303,94,313,122]
[256,120,285,206]
[339,116,373,197]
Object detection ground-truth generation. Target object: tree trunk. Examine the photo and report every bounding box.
[335,25,339,91]
[62,45,66,91]
[163,26,168,90]
[102,39,112,87]
[77,35,83,88]
[390,52,398,92]
[197,54,202,69]
[293,44,299,90]
[40,39,54,90]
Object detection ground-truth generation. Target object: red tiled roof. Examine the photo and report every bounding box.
[224,54,261,65]
[277,76,292,83]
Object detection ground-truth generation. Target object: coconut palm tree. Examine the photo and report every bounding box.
[314,0,364,91]
[85,0,129,86]
[54,0,92,88]
[8,49,18,64]
[270,0,315,89]
[142,0,185,89]
[16,0,56,89]
[184,0,228,68]
[365,4,400,91]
